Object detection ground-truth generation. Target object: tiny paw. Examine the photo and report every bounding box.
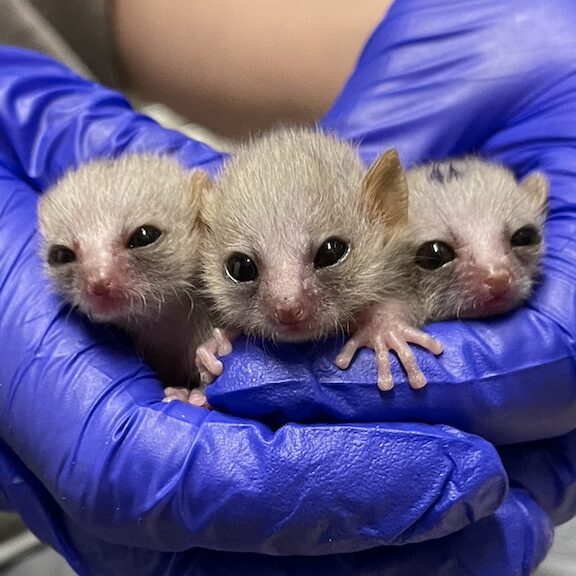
[335,336,364,370]
[188,388,210,408]
[373,346,394,392]
[195,343,224,381]
[162,386,192,403]
[195,328,236,383]
[382,329,429,390]
[212,328,234,356]
[401,326,443,356]
[406,370,427,390]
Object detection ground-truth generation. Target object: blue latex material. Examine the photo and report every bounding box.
[208,0,576,549]
[210,0,576,448]
[1,0,575,571]
[1,439,554,576]
[0,48,513,573]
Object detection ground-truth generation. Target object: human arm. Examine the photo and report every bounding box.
[111,0,392,139]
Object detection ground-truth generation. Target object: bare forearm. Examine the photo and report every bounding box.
[112,0,391,138]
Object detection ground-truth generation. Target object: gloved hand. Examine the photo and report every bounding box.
[2,1,573,574]
[0,47,517,575]
[206,0,576,529]
[1,429,553,576]
[210,0,576,446]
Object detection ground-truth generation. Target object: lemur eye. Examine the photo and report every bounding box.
[510,225,540,247]
[48,245,76,266]
[127,225,162,249]
[415,240,456,270]
[225,252,258,283]
[314,237,349,269]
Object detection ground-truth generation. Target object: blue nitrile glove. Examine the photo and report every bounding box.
[206,0,576,526]
[1,434,553,576]
[210,0,576,448]
[0,47,515,575]
[499,431,576,526]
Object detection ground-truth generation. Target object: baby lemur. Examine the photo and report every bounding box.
[38,154,212,393]
[337,156,548,389]
[194,127,425,393]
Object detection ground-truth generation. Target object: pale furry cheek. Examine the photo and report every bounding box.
[215,282,260,328]
[419,272,458,321]
[308,300,349,337]
[49,269,76,302]
[510,271,537,303]
[509,252,542,296]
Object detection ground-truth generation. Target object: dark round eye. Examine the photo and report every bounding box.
[314,237,349,269]
[510,225,540,247]
[127,225,162,249]
[47,245,76,266]
[225,252,258,283]
[415,240,456,270]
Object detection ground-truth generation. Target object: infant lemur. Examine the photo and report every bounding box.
[38,154,212,391]
[337,156,548,388]
[194,127,425,393]
[39,130,416,402]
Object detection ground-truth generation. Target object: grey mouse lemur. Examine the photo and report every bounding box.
[195,127,418,391]
[38,154,212,394]
[336,156,548,389]
[409,157,547,320]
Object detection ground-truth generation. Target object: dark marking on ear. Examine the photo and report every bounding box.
[448,163,459,180]
[362,149,409,227]
[430,164,444,184]
[430,163,460,184]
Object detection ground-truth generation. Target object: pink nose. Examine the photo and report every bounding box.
[273,300,307,325]
[87,278,113,296]
[483,270,511,297]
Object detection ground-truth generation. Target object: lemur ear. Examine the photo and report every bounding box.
[191,170,218,233]
[190,170,212,198]
[361,149,409,227]
[520,171,548,214]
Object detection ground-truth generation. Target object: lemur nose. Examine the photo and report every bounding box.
[483,269,511,297]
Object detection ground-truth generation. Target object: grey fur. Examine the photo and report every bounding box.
[38,154,212,387]
[406,156,548,321]
[200,127,413,342]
